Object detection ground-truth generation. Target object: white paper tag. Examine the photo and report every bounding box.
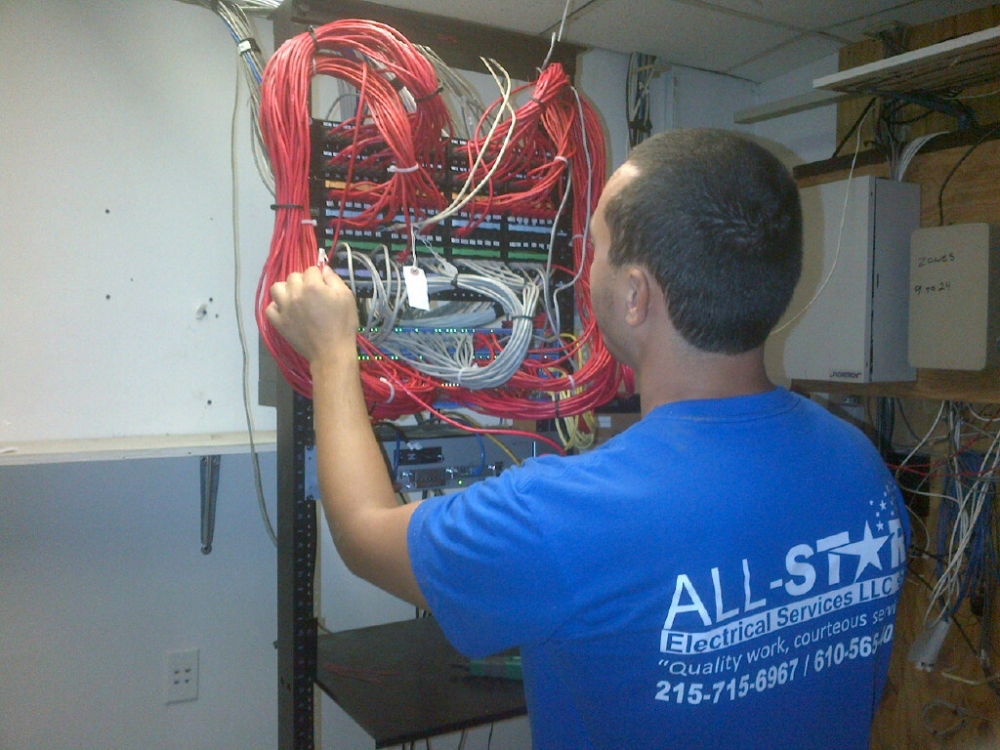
[404,265,430,310]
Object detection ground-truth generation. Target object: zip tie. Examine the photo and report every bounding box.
[301,219,317,225]
[318,246,329,266]
[567,374,576,393]
[379,377,396,404]
[553,155,569,165]
[236,38,260,56]
[387,164,420,173]
[456,367,468,387]
[309,28,319,74]
[271,203,304,210]
[414,86,444,103]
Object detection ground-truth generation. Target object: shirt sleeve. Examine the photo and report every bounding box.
[407,456,573,658]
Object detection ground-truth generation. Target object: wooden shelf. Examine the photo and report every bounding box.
[792,368,1000,402]
[0,431,276,466]
[814,24,1000,96]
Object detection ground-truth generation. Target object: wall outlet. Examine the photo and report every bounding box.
[166,648,199,704]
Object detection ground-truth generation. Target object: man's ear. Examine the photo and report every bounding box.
[624,266,652,327]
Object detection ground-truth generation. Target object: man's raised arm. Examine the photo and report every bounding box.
[266,265,428,609]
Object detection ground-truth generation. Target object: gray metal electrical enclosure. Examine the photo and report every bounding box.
[769,175,920,384]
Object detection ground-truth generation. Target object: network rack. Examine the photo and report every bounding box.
[268,6,587,747]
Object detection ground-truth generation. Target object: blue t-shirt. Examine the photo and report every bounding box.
[409,388,909,749]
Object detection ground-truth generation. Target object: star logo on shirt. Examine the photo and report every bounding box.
[833,522,889,581]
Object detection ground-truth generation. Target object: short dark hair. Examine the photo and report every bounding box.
[603,128,802,354]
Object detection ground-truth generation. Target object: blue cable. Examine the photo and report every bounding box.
[219,12,264,85]
[939,451,994,617]
[471,433,486,476]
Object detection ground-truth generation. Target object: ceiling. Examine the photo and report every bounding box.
[362,0,999,82]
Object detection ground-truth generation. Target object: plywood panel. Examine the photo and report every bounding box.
[833,6,1000,158]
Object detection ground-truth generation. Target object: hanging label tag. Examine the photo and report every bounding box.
[404,265,430,310]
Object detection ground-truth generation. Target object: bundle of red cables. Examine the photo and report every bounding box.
[256,19,630,437]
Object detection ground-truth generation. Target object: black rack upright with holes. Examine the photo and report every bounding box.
[269,2,582,747]
[270,373,531,750]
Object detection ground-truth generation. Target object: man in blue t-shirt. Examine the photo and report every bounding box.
[266,129,908,749]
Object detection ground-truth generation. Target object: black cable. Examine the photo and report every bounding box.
[908,567,980,657]
[937,121,1000,225]
[626,53,655,150]
[875,396,895,458]
[890,108,937,126]
[874,99,903,163]
[831,98,876,158]
[373,420,410,441]
[895,399,922,442]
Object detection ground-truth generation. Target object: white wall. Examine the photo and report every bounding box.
[663,65,756,133]
[0,2,283,748]
[753,54,840,167]
[0,453,279,750]
[577,50,836,171]
[0,0,276,446]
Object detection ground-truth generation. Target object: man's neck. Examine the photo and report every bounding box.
[636,345,774,417]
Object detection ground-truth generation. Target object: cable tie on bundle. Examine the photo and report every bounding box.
[308,25,318,46]
[387,164,420,173]
[379,377,396,404]
[270,203,305,210]
[236,38,260,56]
[567,373,577,393]
[414,86,444,103]
[301,218,317,226]
[553,155,569,165]
[554,392,561,419]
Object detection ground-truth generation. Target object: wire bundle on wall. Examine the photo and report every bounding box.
[178,0,277,193]
[927,406,1000,627]
[891,400,1000,688]
[626,53,658,151]
[256,19,626,437]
